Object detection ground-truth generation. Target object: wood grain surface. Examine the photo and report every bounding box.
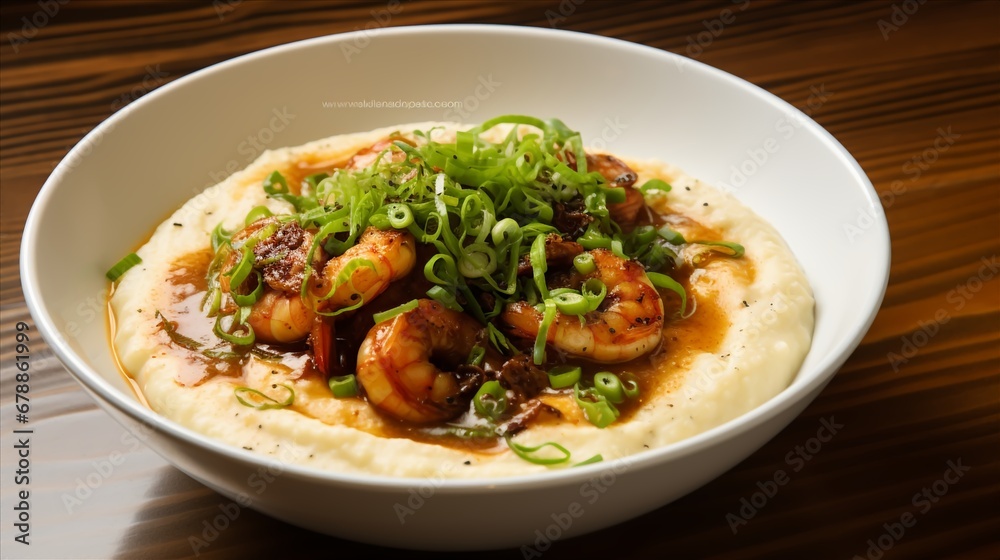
[1,1,998,558]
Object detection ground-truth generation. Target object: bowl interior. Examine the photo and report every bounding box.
[23,25,887,478]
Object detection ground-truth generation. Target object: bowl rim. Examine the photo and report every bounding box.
[21,23,890,492]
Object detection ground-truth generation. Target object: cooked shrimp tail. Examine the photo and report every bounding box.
[502,249,664,363]
[356,299,485,423]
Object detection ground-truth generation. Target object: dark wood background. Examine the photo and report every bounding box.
[1,1,997,558]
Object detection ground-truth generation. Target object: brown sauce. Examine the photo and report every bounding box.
[110,204,750,453]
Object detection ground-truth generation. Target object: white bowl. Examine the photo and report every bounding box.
[21,25,889,550]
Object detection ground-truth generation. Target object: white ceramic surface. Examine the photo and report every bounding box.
[21,25,889,550]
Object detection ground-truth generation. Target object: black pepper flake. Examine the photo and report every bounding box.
[243,446,253,450]
[742,300,749,308]
[137,308,142,313]
[685,186,690,191]
[464,460,471,465]
[271,384,277,389]
[173,222,183,227]
[643,444,649,449]
[703,202,709,206]
[258,424,262,429]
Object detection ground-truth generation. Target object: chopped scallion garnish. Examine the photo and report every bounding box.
[106,253,142,281]
[234,384,294,410]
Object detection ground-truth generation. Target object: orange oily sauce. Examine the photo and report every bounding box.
[114,213,753,454]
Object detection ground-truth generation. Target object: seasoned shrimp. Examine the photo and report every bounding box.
[502,249,664,363]
[586,153,645,226]
[356,299,484,423]
[315,227,417,310]
[221,219,320,344]
[345,137,411,171]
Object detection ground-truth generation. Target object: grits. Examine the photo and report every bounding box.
[110,122,814,478]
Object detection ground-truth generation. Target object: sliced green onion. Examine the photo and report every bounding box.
[426,285,463,312]
[573,253,596,275]
[657,226,686,245]
[574,383,620,428]
[638,178,671,194]
[646,271,687,317]
[155,310,202,351]
[488,323,516,356]
[530,234,549,299]
[533,298,558,365]
[504,434,571,465]
[594,372,626,404]
[574,454,604,466]
[235,384,294,410]
[106,253,142,281]
[631,225,658,246]
[473,380,507,421]
[386,203,414,229]
[372,299,419,323]
[547,364,581,389]
[211,223,234,252]
[622,372,640,399]
[581,278,607,312]
[552,292,589,316]
[213,314,255,346]
[691,240,745,258]
[244,205,273,226]
[232,270,264,306]
[328,375,359,398]
[491,217,521,245]
[224,246,254,288]
[467,345,486,367]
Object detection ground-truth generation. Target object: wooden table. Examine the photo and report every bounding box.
[2,1,997,558]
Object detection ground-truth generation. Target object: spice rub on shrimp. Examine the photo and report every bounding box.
[220,218,321,344]
[356,299,485,423]
[502,249,665,363]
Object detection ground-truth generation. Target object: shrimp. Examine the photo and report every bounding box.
[345,137,411,171]
[314,227,417,311]
[221,218,320,344]
[356,299,485,423]
[586,153,645,227]
[502,249,664,363]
